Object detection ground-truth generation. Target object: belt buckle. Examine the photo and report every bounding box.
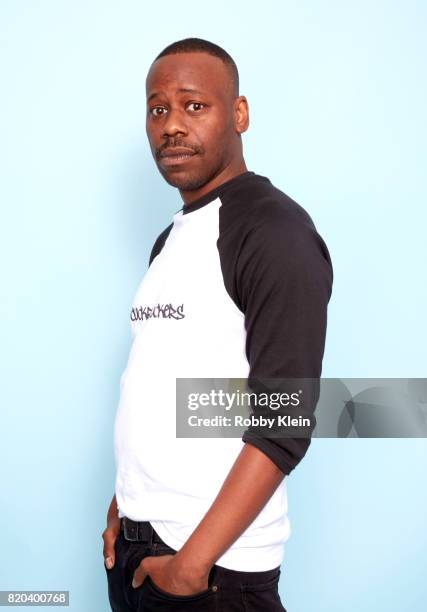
[122,517,152,544]
[123,517,141,542]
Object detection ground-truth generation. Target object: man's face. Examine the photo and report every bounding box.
[145,52,243,191]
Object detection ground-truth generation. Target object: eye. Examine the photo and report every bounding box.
[187,102,206,112]
[150,106,167,117]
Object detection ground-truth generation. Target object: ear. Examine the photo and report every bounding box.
[234,96,250,135]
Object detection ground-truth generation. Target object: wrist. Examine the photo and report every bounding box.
[107,497,120,529]
[106,516,121,532]
[173,547,213,579]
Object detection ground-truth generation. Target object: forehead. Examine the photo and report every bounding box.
[146,52,232,100]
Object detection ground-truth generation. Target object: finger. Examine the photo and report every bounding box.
[103,538,116,569]
[104,555,115,570]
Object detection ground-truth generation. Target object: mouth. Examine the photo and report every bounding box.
[158,148,198,167]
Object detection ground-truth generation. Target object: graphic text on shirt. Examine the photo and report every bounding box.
[130,303,185,321]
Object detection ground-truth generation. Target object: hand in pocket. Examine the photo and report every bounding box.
[132,553,210,597]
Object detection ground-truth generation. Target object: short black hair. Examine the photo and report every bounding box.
[153,37,239,97]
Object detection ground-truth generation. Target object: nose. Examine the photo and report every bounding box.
[162,107,188,138]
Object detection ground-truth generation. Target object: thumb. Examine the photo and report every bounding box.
[132,558,149,589]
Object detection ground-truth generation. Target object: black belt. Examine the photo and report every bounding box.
[120,516,166,544]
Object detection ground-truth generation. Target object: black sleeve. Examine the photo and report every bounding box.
[236,202,333,475]
[148,223,173,267]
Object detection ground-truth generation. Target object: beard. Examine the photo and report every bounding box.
[159,170,208,191]
[156,156,220,192]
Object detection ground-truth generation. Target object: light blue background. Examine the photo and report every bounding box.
[1,1,426,610]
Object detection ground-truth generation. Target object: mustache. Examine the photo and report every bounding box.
[156,141,202,158]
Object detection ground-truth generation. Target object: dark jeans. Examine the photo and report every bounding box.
[105,522,287,611]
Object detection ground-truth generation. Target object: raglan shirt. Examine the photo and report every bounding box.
[113,170,333,571]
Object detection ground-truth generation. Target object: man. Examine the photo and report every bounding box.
[103,37,333,611]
